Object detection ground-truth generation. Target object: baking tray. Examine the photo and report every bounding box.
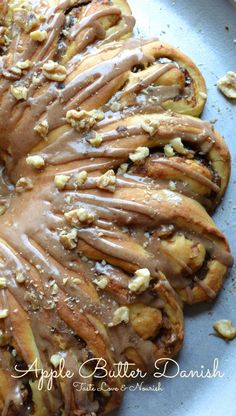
[113,0,236,415]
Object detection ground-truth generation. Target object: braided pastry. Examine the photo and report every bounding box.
[0,0,233,415]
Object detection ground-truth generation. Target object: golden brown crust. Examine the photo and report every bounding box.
[139,40,207,116]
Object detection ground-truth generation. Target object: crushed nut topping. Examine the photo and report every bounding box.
[213,320,236,340]
[72,278,81,284]
[16,60,32,70]
[26,155,45,169]
[64,208,95,227]
[128,268,151,293]
[62,277,69,285]
[42,61,67,82]
[32,76,41,85]
[0,309,9,319]
[50,354,62,368]
[199,91,207,100]
[93,276,108,289]
[16,177,33,193]
[88,132,103,147]
[117,163,128,176]
[59,228,78,250]
[109,306,129,327]
[129,147,149,163]
[164,144,175,157]
[0,205,6,216]
[30,29,48,42]
[24,290,41,310]
[170,138,186,154]
[51,283,59,296]
[10,66,22,76]
[75,170,88,187]
[34,119,49,138]
[0,277,7,289]
[96,170,116,192]
[10,85,28,100]
[0,27,8,46]
[169,180,176,191]
[66,109,104,132]
[54,174,70,191]
[16,272,26,284]
[110,101,121,112]
[217,71,236,99]
[141,119,159,136]
[24,12,40,33]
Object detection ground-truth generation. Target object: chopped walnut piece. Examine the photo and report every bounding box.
[65,195,72,204]
[16,177,33,193]
[10,85,28,100]
[128,268,151,293]
[24,290,41,310]
[217,71,236,99]
[110,101,121,112]
[2,34,10,46]
[169,180,176,191]
[16,60,32,70]
[170,138,186,154]
[164,144,174,157]
[10,66,22,76]
[109,306,129,327]
[51,283,59,296]
[34,119,49,138]
[93,276,108,289]
[90,110,105,121]
[0,27,7,46]
[62,277,69,285]
[72,278,81,284]
[89,132,103,147]
[42,61,67,82]
[59,228,77,250]
[46,300,56,310]
[96,170,116,192]
[50,354,62,368]
[30,29,48,42]
[0,309,9,319]
[24,12,40,33]
[117,163,128,176]
[0,205,6,216]
[64,208,95,227]
[213,320,236,340]
[141,119,159,136]
[199,91,207,100]
[66,109,104,132]
[32,76,41,85]
[54,174,70,191]
[0,277,7,289]
[26,155,45,169]
[129,147,149,163]
[75,170,88,187]
[16,272,26,284]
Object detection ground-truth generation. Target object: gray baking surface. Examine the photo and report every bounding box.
[113,0,236,415]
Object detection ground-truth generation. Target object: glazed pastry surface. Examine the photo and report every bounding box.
[0,0,233,415]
